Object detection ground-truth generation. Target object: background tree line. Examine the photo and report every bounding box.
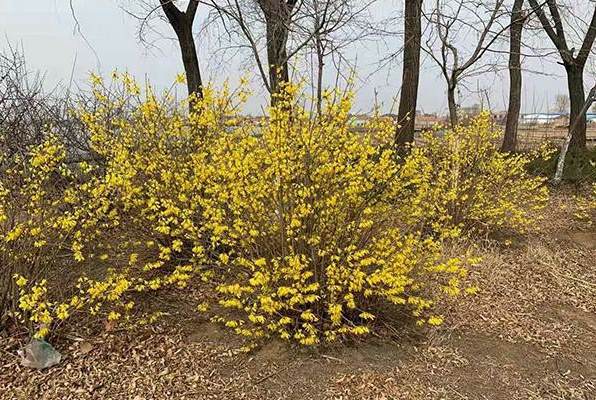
[120,0,596,152]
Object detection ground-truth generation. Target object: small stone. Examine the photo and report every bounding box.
[18,338,62,369]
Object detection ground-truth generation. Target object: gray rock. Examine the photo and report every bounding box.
[18,338,62,369]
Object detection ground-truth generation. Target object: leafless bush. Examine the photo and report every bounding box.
[0,46,91,169]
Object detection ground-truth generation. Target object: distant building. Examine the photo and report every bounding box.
[520,113,568,125]
[416,113,445,129]
[351,114,370,128]
[460,104,482,117]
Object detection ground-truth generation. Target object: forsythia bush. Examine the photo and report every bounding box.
[1,76,546,344]
[204,90,473,344]
[1,74,234,336]
[403,113,549,235]
[0,135,83,329]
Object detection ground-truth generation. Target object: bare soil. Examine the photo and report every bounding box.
[1,190,594,400]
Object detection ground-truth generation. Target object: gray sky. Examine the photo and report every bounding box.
[0,0,590,115]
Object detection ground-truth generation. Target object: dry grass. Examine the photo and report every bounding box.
[516,126,596,150]
[1,188,594,400]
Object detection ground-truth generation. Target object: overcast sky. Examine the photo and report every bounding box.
[1,0,592,115]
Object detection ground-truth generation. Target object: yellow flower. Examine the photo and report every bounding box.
[172,240,183,252]
[56,304,70,320]
[14,275,28,287]
[175,73,186,84]
[5,226,23,242]
[108,311,121,321]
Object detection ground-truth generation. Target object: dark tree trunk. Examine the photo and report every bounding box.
[315,17,324,116]
[260,0,298,104]
[265,18,291,101]
[527,0,596,152]
[395,0,423,147]
[315,43,324,115]
[160,0,203,100]
[566,65,587,150]
[177,22,203,99]
[502,0,524,153]
[447,84,458,127]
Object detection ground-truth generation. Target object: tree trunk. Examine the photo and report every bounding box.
[566,64,587,151]
[266,18,290,101]
[447,84,458,127]
[315,32,324,115]
[160,1,203,100]
[525,0,596,151]
[502,0,524,153]
[177,22,203,99]
[395,0,423,147]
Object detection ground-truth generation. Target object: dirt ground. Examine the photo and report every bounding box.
[1,190,595,400]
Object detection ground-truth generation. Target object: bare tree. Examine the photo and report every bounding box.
[120,0,204,98]
[424,0,508,127]
[311,0,331,114]
[502,0,525,152]
[553,93,570,113]
[554,85,596,184]
[528,0,596,150]
[259,0,299,96]
[204,0,303,101]
[395,0,423,147]
[206,0,373,106]
[159,0,204,98]
[293,0,375,114]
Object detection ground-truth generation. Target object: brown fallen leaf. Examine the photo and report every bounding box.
[79,341,94,355]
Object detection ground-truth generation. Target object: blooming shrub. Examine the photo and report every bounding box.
[1,74,242,335]
[402,113,549,235]
[1,77,500,344]
[202,89,473,344]
[0,136,79,329]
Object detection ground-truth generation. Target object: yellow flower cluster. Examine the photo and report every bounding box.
[1,74,241,337]
[201,88,473,344]
[2,76,545,344]
[401,113,550,235]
